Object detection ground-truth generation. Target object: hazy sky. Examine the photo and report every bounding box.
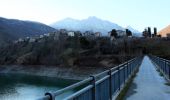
[0,0,170,31]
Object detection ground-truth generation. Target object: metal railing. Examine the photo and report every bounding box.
[149,55,170,80]
[38,56,143,100]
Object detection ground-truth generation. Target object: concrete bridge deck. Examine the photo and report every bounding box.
[125,56,170,100]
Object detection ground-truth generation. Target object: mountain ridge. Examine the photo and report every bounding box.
[158,25,170,37]
[50,16,141,36]
[51,16,124,35]
[0,17,56,45]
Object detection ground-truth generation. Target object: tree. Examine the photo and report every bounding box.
[142,28,148,38]
[126,29,132,37]
[111,29,118,38]
[157,35,162,38]
[148,27,151,37]
[142,27,152,38]
[80,37,90,49]
[154,27,157,36]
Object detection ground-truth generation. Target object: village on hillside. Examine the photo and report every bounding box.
[14,25,170,44]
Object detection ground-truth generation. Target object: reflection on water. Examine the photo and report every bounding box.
[0,73,78,100]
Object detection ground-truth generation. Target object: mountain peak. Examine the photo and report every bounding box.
[57,18,79,23]
[50,17,139,36]
[126,26,133,29]
[87,16,100,20]
[63,17,77,21]
[86,16,110,22]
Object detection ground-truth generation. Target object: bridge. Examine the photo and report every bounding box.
[38,55,170,100]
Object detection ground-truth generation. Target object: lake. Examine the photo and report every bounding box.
[0,73,78,100]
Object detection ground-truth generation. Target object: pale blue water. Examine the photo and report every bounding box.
[0,73,78,100]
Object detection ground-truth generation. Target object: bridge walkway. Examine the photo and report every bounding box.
[125,56,170,100]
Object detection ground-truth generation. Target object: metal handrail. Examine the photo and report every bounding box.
[149,55,170,81]
[94,70,109,79]
[38,56,143,100]
[52,77,93,96]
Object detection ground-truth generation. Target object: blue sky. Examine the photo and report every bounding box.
[0,0,170,32]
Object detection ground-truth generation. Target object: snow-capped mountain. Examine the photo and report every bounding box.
[50,16,124,35]
[51,16,141,36]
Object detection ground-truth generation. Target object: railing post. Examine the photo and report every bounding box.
[168,62,170,79]
[90,76,96,100]
[163,60,165,73]
[123,64,126,84]
[130,61,132,75]
[108,69,112,100]
[117,66,120,90]
[158,57,160,68]
[127,61,129,79]
[161,59,163,70]
[132,60,134,73]
[165,60,167,75]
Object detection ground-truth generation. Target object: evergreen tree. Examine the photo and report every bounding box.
[126,29,132,37]
[111,29,118,38]
[154,27,157,36]
[148,27,151,37]
[142,29,148,38]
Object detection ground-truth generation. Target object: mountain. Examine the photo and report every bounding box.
[0,17,56,45]
[126,26,140,33]
[51,16,124,35]
[158,25,170,37]
[126,26,142,36]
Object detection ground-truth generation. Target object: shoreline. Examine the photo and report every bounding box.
[0,65,105,80]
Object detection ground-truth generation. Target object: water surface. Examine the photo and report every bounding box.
[0,73,78,100]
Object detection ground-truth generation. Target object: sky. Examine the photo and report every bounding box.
[0,0,170,32]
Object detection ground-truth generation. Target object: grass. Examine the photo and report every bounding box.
[155,67,170,87]
[159,72,163,77]
[165,82,170,86]
[116,68,139,100]
[155,67,170,86]
[156,68,163,77]
[156,68,159,72]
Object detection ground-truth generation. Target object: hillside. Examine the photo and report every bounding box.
[158,25,170,37]
[0,17,56,45]
[0,34,141,66]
